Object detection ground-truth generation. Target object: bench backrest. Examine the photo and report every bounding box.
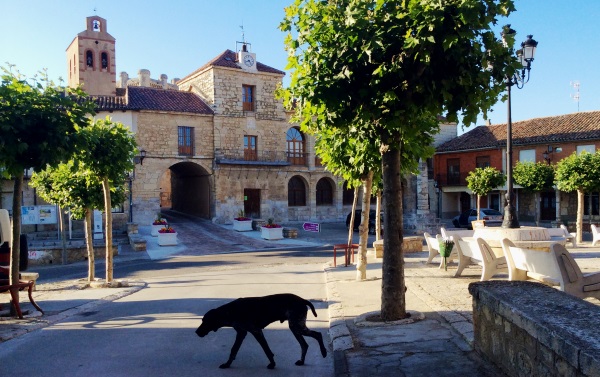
[423,232,440,252]
[456,237,482,260]
[550,243,585,294]
[440,227,474,240]
[547,228,566,238]
[506,243,562,285]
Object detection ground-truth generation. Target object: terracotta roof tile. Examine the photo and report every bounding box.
[90,95,128,111]
[126,86,213,114]
[437,111,600,153]
[178,49,285,83]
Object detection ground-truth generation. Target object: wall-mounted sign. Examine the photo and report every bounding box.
[21,205,58,225]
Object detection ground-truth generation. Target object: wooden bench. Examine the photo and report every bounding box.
[454,237,507,281]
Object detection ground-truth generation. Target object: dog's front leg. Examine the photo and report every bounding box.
[249,330,276,369]
[220,329,247,369]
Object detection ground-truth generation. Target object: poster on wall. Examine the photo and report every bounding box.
[21,205,58,225]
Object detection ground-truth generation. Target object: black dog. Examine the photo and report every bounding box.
[196,293,327,369]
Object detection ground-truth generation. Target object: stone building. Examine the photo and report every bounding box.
[3,15,455,235]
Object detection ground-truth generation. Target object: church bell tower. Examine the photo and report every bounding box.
[66,16,116,96]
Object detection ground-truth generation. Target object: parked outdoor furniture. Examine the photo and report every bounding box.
[333,243,358,267]
[0,266,44,319]
[592,224,600,246]
[547,226,576,247]
[501,238,600,299]
[440,227,474,240]
[560,225,577,247]
[424,232,457,268]
[454,237,507,281]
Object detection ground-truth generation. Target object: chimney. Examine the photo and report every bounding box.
[119,72,129,88]
[138,69,150,87]
[160,74,168,88]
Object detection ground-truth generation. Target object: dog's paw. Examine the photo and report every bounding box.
[295,360,305,366]
[267,362,276,369]
[219,363,231,369]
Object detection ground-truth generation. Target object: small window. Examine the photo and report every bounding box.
[101,52,109,70]
[518,149,535,163]
[476,156,490,168]
[244,135,257,161]
[316,178,333,206]
[447,158,460,185]
[86,50,94,68]
[178,126,194,156]
[242,85,254,111]
[288,176,306,206]
[578,145,595,154]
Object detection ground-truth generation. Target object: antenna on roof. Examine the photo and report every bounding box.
[240,23,245,44]
[570,80,580,112]
[236,23,251,54]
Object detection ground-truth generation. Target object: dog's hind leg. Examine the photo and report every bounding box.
[291,331,309,366]
[220,329,247,369]
[249,330,276,369]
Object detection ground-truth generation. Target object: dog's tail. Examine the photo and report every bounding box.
[305,300,318,317]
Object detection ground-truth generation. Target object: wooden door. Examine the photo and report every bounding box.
[540,191,555,221]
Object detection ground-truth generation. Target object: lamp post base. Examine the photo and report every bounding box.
[502,204,520,229]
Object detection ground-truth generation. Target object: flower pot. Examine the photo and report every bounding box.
[151,224,167,236]
[261,227,283,240]
[157,231,178,246]
[233,219,253,232]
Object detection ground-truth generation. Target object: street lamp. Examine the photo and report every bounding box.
[502,33,538,228]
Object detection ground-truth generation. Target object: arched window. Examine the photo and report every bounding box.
[286,128,305,165]
[288,176,306,206]
[86,50,94,68]
[316,178,333,206]
[101,52,109,70]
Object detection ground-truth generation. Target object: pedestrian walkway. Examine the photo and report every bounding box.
[3,219,600,376]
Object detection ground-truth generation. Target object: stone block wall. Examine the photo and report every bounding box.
[469,281,600,377]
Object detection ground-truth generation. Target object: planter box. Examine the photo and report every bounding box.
[233,220,253,232]
[151,224,167,236]
[157,232,178,246]
[261,227,283,240]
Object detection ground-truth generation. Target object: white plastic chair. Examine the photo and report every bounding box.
[559,225,577,247]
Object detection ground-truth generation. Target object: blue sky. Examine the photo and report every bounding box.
[1,0,599,133]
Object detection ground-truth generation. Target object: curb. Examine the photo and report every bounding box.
[323,262,353,377]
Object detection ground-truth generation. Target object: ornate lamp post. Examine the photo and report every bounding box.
[503,34,538,228]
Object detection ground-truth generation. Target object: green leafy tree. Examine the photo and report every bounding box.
[30,161,127,281]
[0,65,94,290]
[466,167,506,223]
[281,0,516,320]
[74,117,136,284]
[513,161,554,226]
[555,151,600,243]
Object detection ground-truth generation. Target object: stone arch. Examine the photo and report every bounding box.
[168,161,212,219]
[288,175,308,207]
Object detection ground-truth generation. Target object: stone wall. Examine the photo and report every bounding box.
[28,242,118,265]
[469,281,600,377]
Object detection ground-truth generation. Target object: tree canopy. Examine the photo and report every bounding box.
[281,0,518,320]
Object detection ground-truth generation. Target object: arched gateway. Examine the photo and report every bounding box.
[166,161,212,219]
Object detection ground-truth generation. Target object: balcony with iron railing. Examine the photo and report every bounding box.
[215,149,316,167]
[435,172,472,187]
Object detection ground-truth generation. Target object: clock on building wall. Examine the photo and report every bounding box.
[243,54,255,67]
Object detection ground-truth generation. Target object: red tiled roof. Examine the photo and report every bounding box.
[178,49,285,83]
[126,86,213,114]
[437,111,600,153]
[89,95,128,111]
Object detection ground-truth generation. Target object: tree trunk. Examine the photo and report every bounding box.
[356,171,373,281]
[376,191,382,241]
[10,175,23,286]
[84,209,95,281]
[476,194,481,224]
[381,147,406,320]
[577,189,584,244]
[102,178,113,283]
[59,208,67,265]
[347,187,359,247]
[535,191,540,227]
